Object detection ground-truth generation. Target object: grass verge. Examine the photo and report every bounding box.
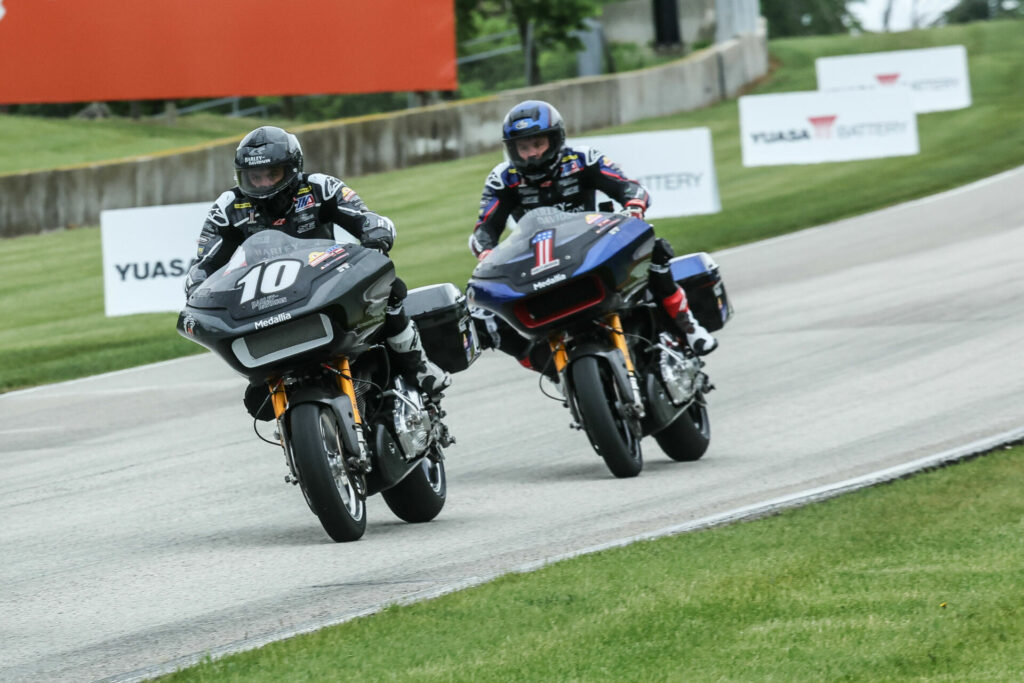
[1,20,1022,392]
[158,444,1024,681]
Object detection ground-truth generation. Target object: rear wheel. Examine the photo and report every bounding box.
[381,447,447,523]
[570,355,643,478]
[289,403,367,542]
[655,400,711,462]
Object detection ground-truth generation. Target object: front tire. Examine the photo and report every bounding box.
[381,448,447,523]
[289,403,367,542]
[570,356,643,478]
[655,400,710,462]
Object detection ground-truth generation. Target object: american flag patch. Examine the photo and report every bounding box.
[530,230,560,275]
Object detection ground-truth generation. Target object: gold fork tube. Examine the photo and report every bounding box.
[270,379,288,419]
[605,313,636,373]
[335,358,362,424]
[549,337,569,373]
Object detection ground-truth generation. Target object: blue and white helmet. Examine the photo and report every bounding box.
[501,100,566,182]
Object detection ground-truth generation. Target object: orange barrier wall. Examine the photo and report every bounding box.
[0,0,456,103]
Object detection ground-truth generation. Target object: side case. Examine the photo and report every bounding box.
[669,252,733,332]
[406,283,482,373]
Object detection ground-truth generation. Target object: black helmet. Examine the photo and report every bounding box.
[501,100,566,182]
[234,126,303,216]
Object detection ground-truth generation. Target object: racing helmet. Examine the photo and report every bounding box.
[501,100,566,182]
[234,126,304,216]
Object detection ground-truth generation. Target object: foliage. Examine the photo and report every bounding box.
[456,0,611,84]
[761,0,865,37]
[943,0,1024,23]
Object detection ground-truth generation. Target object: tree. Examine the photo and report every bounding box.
[457,0,610,84]
[760,0,864,38]
[942,0,1023,23]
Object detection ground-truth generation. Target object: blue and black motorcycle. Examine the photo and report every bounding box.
[467,207,731,478]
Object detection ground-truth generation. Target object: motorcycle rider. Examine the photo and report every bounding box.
[185,126,450,417]
[468,100,718,371]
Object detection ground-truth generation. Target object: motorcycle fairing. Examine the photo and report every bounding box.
[467,208,655,338]
[177,232,395,381]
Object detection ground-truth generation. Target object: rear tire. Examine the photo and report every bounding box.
[570,355,643,478]
[289,403,367,542]
[381,449,447,523]
[655,400,710,462]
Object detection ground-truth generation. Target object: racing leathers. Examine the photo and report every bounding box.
[469,146,650,258]
[468,145,717,368]
[185,172,450,409]
[185,172,392,291]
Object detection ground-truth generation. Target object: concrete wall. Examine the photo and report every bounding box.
[0,23,766,238]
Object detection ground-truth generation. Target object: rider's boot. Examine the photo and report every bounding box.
[649,238,718,356]
[386,310,451,398]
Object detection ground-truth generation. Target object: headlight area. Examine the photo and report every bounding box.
[231,313,334,369]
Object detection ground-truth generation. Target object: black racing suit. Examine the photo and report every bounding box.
[185,172,418,416]
[468,145,675,375]
[185,172,395,292]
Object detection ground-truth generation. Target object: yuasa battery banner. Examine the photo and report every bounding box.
[815,45,971,113]
[101,202,361,316]
[101,203,209,316]
[739,90,919,167]
[0,0,456,104]
[568,128,721,218]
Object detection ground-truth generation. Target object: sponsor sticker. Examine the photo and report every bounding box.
[530,230,560,275]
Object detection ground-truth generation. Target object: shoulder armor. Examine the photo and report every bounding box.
[486,162,516,191]
[307,173,343,200]
[575,145,604,166]
[206,190,236,227]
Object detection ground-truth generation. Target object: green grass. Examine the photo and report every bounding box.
[158,444,1024,681]
[0,113,298,175]
[2,19,1023,392]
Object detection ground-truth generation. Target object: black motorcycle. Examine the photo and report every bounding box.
[177,231,479,541]
[467,207,731,478]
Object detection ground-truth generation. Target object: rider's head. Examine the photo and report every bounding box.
[234,126,304,217]
[501,100,566,183]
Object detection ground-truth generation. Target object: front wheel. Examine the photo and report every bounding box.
[570,356,643,478]
[289,403,367,542]
[381,448,447,523]
[655,400,711,462]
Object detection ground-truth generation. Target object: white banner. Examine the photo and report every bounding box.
[739,90,919,167]
[816,45,971,113]
[568,128,721,218]
[100,203,208,316]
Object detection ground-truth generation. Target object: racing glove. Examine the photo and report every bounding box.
[360,224,395,254]
[620,200,646,220]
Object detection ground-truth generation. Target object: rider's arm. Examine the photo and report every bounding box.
[184,191,243,294]
[582,147,651,215]
[470,164,517,258]
[312,173,396,251]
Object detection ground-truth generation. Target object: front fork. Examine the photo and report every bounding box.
[548,313,646,418]
[268,358,371,480]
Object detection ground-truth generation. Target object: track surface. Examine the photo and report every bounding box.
[2,168,1023,682]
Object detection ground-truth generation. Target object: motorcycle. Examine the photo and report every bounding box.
[177,231,480,542]
[467,207,731,478]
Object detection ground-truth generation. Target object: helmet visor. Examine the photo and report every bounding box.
[237,163,292,199]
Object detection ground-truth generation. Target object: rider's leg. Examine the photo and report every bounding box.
[383,278,451,397]
[648,238,718,356]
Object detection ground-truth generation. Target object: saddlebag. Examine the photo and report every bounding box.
[406,283,482,373]
[669,252,732,332]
